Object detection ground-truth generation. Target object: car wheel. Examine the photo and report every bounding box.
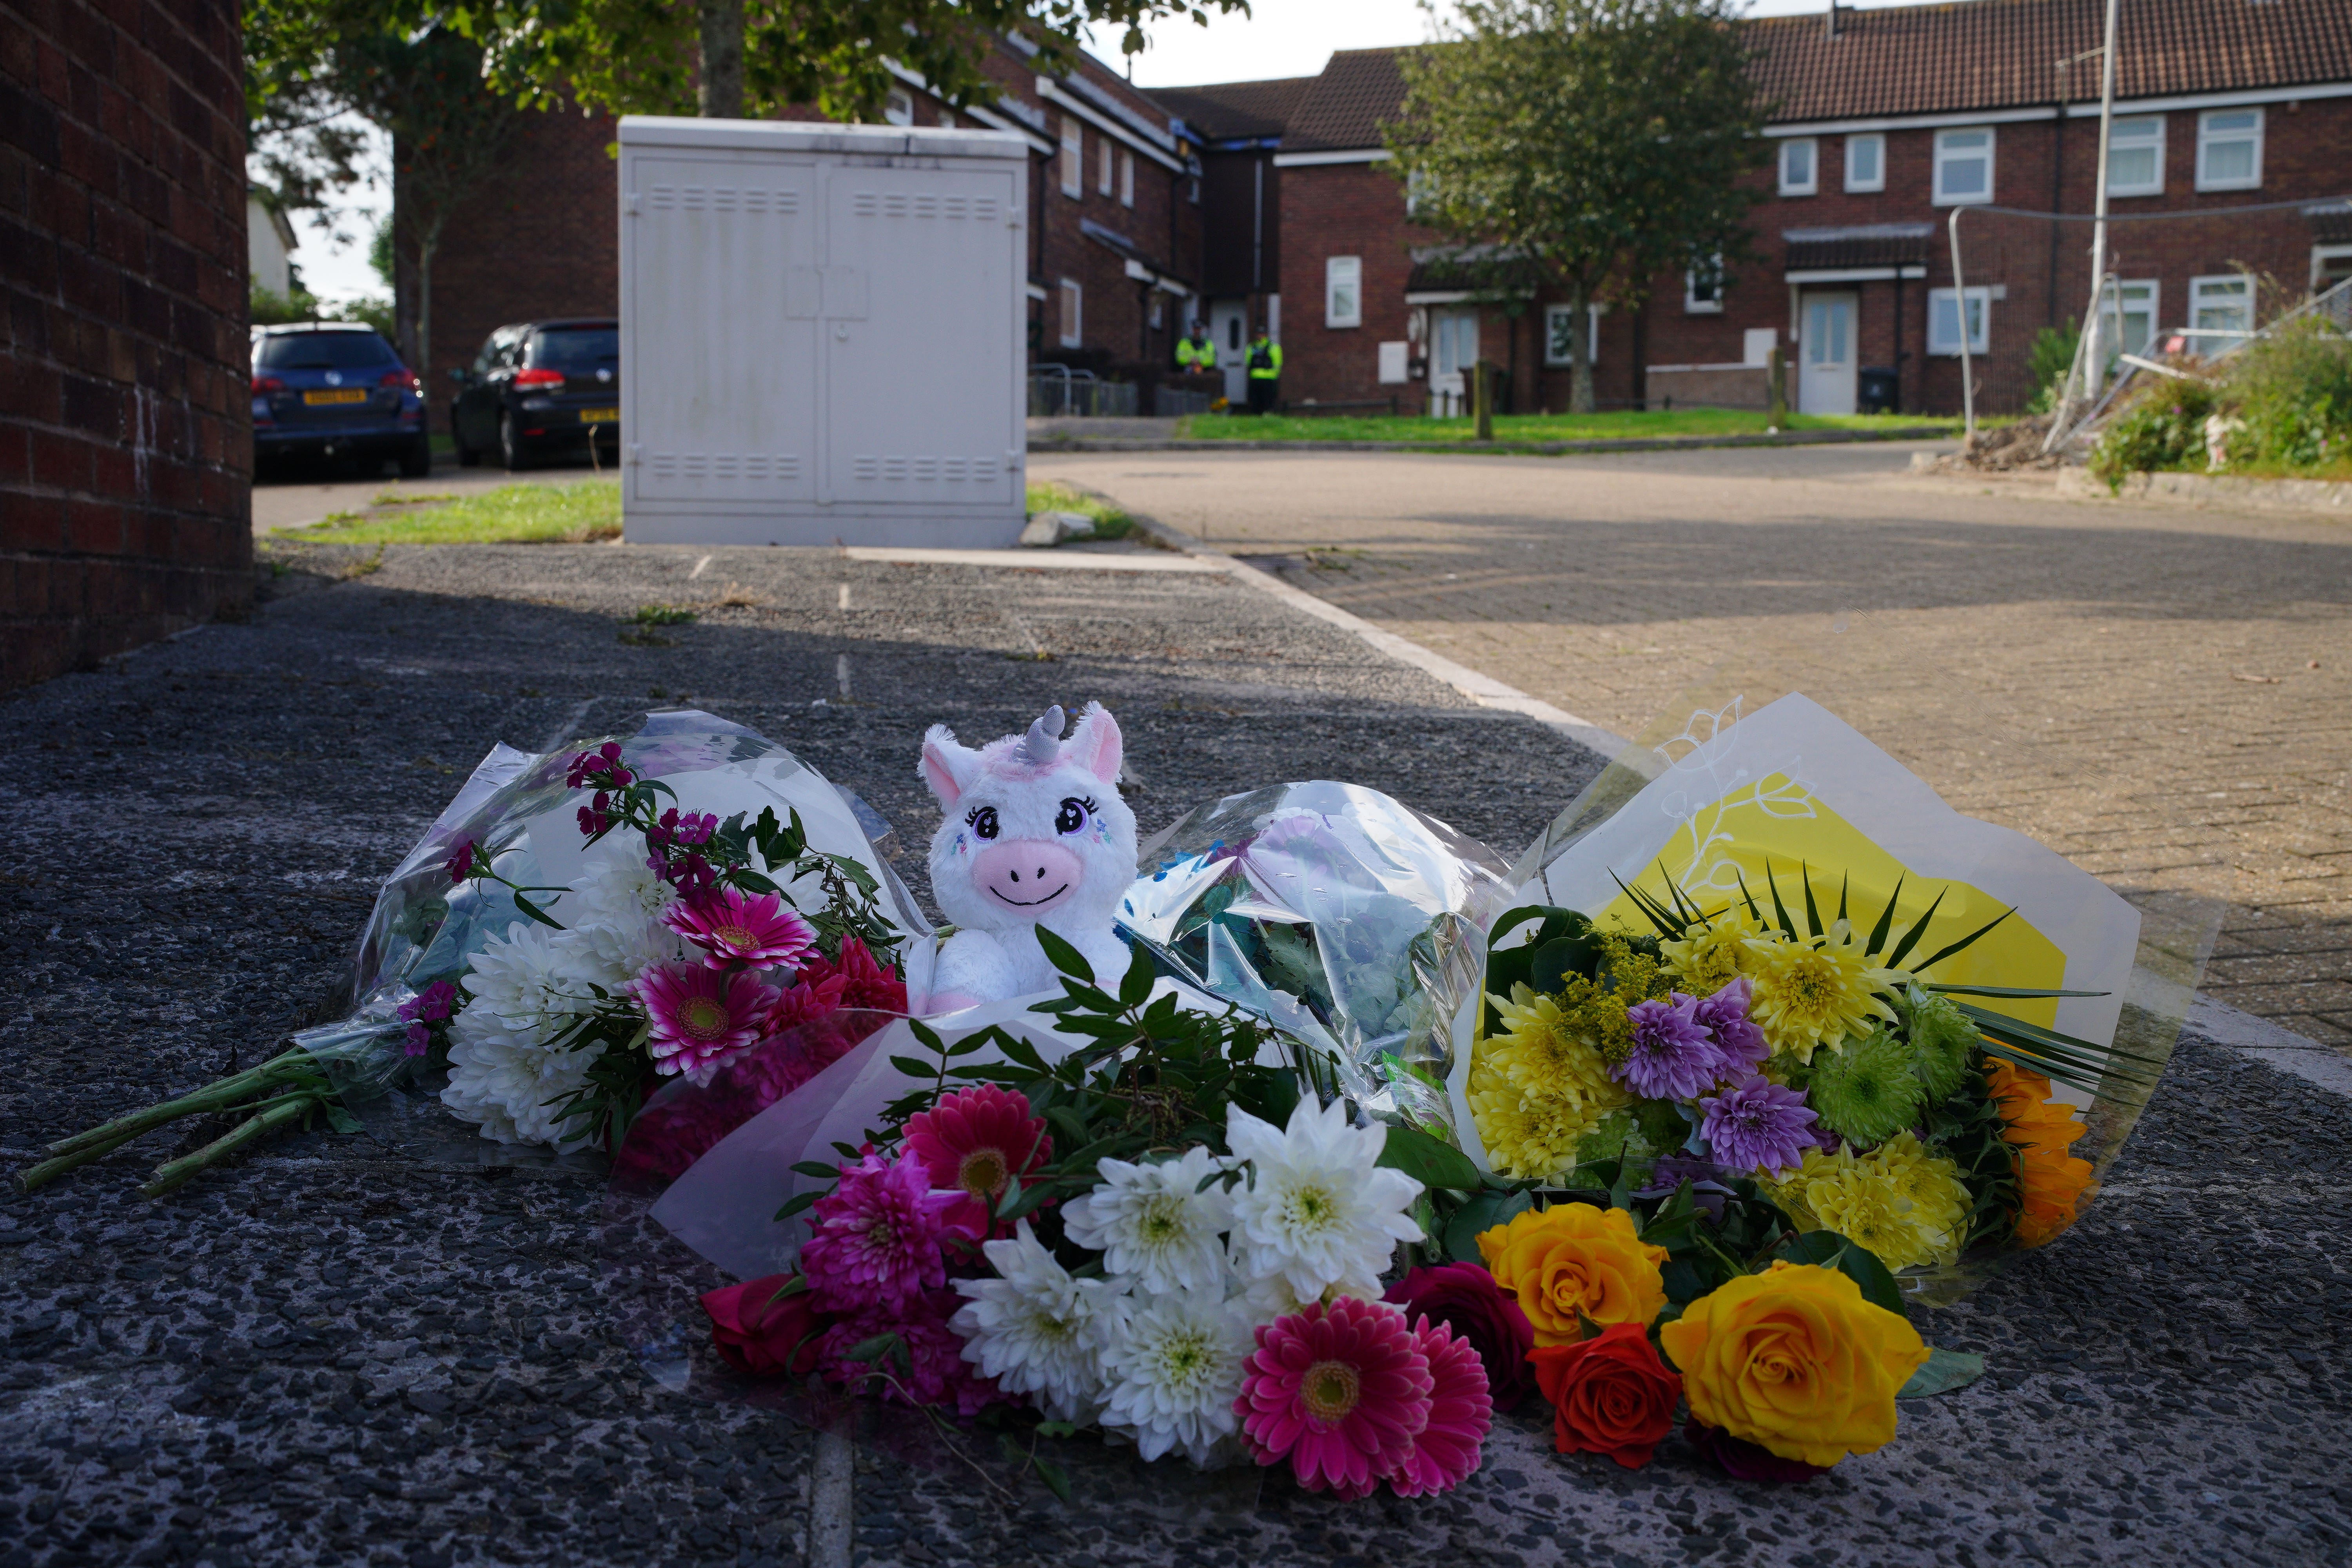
[398,435,432,478]
[499,411,533,472]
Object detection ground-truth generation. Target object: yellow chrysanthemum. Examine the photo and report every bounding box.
[1468,984,1630,1181]
[1659,906,1760,995]
[1743,920,1902,1063]
[1872,1132,1971,1247]
[1488,985,1621,1099]
[1770,1143,1959,1272]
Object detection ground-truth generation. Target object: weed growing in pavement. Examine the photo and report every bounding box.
[629,605,697,625]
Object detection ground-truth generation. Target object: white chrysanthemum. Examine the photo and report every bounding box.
[457,921,599,1046]
[1061,1147,1235,1296]
[1234,1253,1394,1327]
[949,1221,1124,1423]
[552,834,684,990]
[441,1028,604,1148]
[1097,1284,1254,1466]
[1224,1099,1425,1303]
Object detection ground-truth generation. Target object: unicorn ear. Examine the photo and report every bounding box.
[1064,702,1123,788]
[919,724,981,808]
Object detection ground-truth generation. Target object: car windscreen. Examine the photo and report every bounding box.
[256,332,401,371]
[528,327,619,374]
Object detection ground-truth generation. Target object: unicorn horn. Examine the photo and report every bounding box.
[1018,705,1066,766]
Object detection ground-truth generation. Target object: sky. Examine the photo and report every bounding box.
[283,0,1959,308]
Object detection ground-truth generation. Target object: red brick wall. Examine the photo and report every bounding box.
[1278,160,1431,409]
[0,0,252,692]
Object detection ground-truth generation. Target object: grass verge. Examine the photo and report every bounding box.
[1026,479,1132,539]
[1171,409,1962,445]
[281,480,622,544]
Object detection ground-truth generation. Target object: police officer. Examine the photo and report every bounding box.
[1245,325,1282,415]
[1176,322,1216,375]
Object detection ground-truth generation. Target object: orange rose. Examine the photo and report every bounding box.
[1985,1061,2097,1247]
[1476,1203,1668,1347]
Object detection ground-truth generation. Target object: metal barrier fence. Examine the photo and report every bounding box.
[1028,367,1139,418]
[1153,383,1215,417]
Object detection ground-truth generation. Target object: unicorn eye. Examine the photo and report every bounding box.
[1055,797,1091,835]
[966,806,999,840]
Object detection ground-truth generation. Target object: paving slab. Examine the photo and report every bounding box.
[1,540,2346,1568]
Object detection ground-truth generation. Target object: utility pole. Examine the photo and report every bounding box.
[2081,0,2121,402]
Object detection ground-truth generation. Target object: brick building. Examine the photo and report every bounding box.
[1198,0,2352,418]
[0,0,253,691]
[423,38,1208,420]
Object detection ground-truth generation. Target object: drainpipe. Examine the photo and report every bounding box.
[1949,208,1974,437]
[2081,0,2121,402]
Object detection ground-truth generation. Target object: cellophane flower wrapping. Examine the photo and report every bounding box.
[306,708,930,1162]
[1116,781,1517,1151]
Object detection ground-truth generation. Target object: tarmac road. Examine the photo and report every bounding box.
[0,539,2345,1568]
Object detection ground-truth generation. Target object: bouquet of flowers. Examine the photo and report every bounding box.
[25,711,920,1196]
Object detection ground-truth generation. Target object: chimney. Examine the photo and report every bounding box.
[1825,0,1838,39]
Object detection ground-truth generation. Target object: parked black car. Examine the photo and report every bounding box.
[448,319,621,470]
[251,324,431,476]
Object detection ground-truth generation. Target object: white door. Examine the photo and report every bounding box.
[1798,292,1857,416]
[627,156,821,502]
[1430,308,1479,414]
[1209,300,1248,405]
[823,167,1021,506]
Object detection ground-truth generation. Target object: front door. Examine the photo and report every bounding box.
[1799,292,1857,415]
[1209,300,1249,405]
[1430,308,1479,415]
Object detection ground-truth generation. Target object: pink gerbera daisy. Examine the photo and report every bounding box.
[661,886,817,971]
[1385,1316,1494,1498]
[799,935,909,1014]
[1236,1297,1434,1499]
[635,962,781,1078]
[902,1085,1053,1231]
[799,1151,976,1314]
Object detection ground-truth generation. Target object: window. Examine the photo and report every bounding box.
[2104,116,2165,198]
[2318,245,2352,293]
[1058,279,1082,347]
[938,109,957,130]
[1099,138,1114,195]
[2197,109,2263,191]
[1148,297,1163,330]
[1405,168,1435,218]
[1543,304,1601,366]
[884,89,915,127]
[1060,120,1083,198]
[1933,127,1994,205]
[1120,149,1134,208]
[1927,286,1989,355]
[1779,138,1818,196]
[2189,273,2252,352]
[2095,279,2159,363]
[1844,132,1884,192]
[1685,256,1724,314]
[1324,256,1362,328]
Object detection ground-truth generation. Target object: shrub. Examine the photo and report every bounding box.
[2088,374,2215,487]
[2225,315,2352,471]
[2025,318,2080,415]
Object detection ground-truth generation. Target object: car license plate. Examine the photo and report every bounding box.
[303,388,368,406]
[580,407,620,424]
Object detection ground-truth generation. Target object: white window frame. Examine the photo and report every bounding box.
[938,109,956,130]
[2095,278,2160,363]
[2315,243,2352,292]
[1058,278,1082,347]
[1119,149,1134,208]
[1932,127,1995,206]
[1684,256,1724,314]
[2196,108,2263,192]
[2189,272,2253,351]
[1844,132,1884,193]
[1542,303,1602,367]
[2102,115,2166,199]
[1059,121,1083,199]
[1779,137,1818,197]
[883,88,915,127]
[1405,168,1434,218]
[1927,286,1990,356]
[1098,137,1114,196]
[1324,255,1363,329]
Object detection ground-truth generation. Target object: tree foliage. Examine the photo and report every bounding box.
[1386,0,1771,412]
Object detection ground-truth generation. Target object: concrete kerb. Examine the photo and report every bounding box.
[2055,466,2352,515]
[1026,424,1957,458]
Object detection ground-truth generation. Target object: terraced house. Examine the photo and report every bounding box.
[1193,0,2352,417]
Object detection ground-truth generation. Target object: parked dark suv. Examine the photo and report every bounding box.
[251,324,430,476]
[448,319,621,470]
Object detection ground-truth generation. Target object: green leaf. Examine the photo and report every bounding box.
[1778,1230,1906,1316]
[1910,905,2016,975]
[1864,873,1907,960]
[1118,943,1156,1008]
[790,1160,841,1179]
[1377,1123,1481,1192]
[1898,1347,1987,1399]
[509,889,565,930]
[1033,1421,1078,1438]
[842,1333,900,1365]
[773,1191,819,1220]
[1442,1187,1529,1261]
[1031,1454,1073,1504]
[887,1055,939,1079]
[1034,926,1094,984]
[322,1102,361,1134]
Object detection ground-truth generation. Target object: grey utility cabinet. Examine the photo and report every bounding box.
[616,117,1029,547]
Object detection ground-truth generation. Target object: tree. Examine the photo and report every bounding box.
[1387,0,1769,413]
[449,0,1250,123]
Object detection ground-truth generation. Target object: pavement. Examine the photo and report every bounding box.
[2,528,2348,1568]
[1033,441,2352,1053]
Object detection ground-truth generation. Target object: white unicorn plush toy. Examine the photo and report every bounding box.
[918,703,1139,1011]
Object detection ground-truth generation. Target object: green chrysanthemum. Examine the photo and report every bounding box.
[1900,990,1979,1105]
[1806,1027,1926,1147]
[1572,1107,1660,1170]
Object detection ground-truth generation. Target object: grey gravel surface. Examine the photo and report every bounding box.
[1,541,2348,1568]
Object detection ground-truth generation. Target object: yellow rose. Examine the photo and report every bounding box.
[1659,1261,1930,1468]
[1477,1203,1668,1347]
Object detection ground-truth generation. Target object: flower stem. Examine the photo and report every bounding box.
[40,1049,312,1160]
[16,1128,147,1192]
[138,1094,320,1198]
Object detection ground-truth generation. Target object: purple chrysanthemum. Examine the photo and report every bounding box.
[1617,995,1725,1100]
[799,1152,977,1314]
[1697,1075,1820,1177]
[1692,976,1769,1074]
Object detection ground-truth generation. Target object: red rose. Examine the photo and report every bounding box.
[1385,1262,1538,1410]
[1529,1322,1683,1468]
[701,1274,826,1377]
